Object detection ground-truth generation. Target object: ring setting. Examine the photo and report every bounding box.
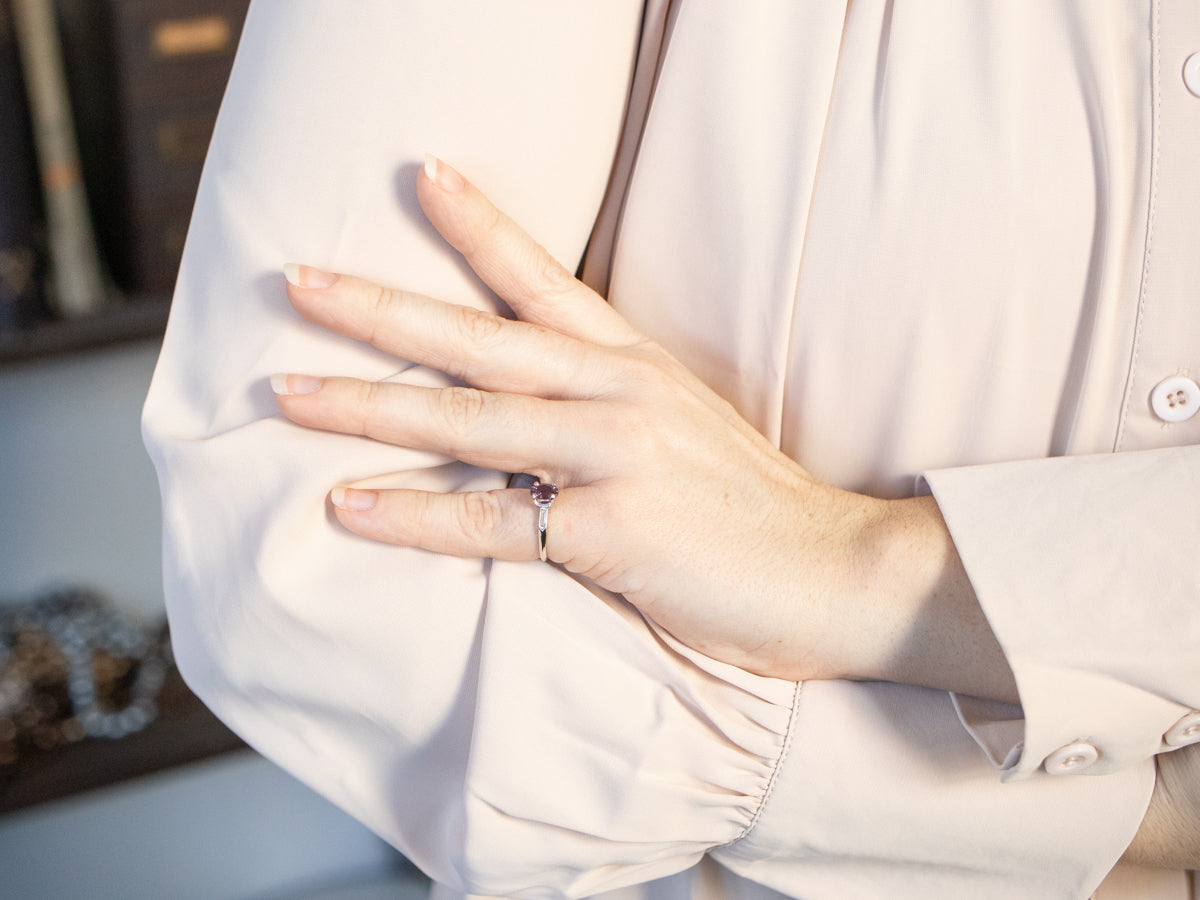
[530,481,558,562]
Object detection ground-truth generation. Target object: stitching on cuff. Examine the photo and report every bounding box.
[722,678,805,848]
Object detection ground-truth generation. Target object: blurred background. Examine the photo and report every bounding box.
[0,1,427,896]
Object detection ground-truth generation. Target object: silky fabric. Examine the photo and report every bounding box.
[143,2,1199,898]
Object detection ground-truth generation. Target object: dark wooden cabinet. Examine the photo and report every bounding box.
[90,0,248,294]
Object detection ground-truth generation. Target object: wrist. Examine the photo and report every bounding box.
[844,494,1019,703]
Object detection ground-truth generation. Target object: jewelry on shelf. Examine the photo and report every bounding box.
[0,587,171,768]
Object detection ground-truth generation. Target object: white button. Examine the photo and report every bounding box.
[1186,52,1200,98]
[1165,711,1200,748]
[1044,741,1100,775]
[1150,375,1200,423]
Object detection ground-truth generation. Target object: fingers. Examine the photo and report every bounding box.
[282,266,614,399]
[328,484,571,563]
[282,156,648,397]
[271,373,595,474]
[417,155,637,346]
[274,158,675,571]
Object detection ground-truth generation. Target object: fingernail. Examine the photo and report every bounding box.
[283,263,339,289]
[331,486,378,511]
[270,373,324,395]
[423,154,465,193]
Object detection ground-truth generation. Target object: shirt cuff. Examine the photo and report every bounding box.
[714,680,1155,899]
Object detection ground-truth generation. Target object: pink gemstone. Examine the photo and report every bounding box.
[531,483,558,505]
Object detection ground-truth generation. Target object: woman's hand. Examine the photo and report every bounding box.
[271,156,1017,701]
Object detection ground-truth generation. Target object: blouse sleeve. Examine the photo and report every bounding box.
[142,1,796,895]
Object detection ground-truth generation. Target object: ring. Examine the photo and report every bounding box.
[530,480,559,562]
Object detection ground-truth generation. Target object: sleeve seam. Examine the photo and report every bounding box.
[721,678,805,849]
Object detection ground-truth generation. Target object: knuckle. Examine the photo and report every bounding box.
[461,203,506,257]
[366,284,399,344]
[617,347,670,393]
[627,337,670,366]
[354,380,387,436]
[535,250,575,296]
[619,405,667,459]
[454,491,504,540]
[479,203,507,244]
[436,385,488,435]
[368,283,391,317]
[450,303,505,350]
[623,340,699,401]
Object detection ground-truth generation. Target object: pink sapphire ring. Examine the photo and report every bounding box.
[530,481,559,562]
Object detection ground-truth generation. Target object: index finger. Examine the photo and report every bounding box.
[418,155,638,347]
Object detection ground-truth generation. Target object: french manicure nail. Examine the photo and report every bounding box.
[283,263,339,289]
[270,373,324,395]
[331,486,378,511]
[423,154,465,193]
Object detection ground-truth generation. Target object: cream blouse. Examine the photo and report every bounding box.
[143,2,1200,898]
